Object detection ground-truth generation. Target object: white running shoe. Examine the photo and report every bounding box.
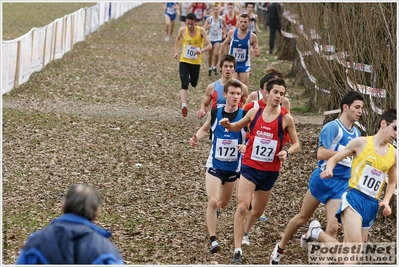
[270,243,282,265]
[300,220,321,248]
[242,233,250,245]
[210,240,220,253]
[164,36,170,42]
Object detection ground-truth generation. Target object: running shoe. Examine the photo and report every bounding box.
[213,68,218,76]
[164,36,170,42]
[182,106,188,117]
[300,220,321,248]
[270,243,283,264]
[210,240,220,253]
[216,209,221,219]
[242,233,250,246]
[208,69,212,76]
[231,251,242,264]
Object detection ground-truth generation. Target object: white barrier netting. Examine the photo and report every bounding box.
[2,2,143,95]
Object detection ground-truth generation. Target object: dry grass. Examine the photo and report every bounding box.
[2,3,396,265]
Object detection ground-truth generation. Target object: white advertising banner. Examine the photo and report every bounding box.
[90,4,99,33]
[2,2,143,94]
[85,7,91,36]
[54,18,64,60]
[2,41,18,94]
[64,14,72,53]
[18,31,33,86]
[74,8,86,44]
[44,22,54,66]
[31,27,45,73]
[98,2,108,25]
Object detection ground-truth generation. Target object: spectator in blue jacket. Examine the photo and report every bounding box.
[15,183,124,264]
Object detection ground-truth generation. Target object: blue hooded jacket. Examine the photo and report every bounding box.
[15,213,124,264]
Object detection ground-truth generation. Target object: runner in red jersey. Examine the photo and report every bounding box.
[224,3,238,34]
[219,77,300,264]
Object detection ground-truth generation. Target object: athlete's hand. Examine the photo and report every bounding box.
[379,201,392,216]
[219,118,230,128]
[237,144,246,154]
[277,150,287,162]
[190,134,198,148]
[320,170,333,179]
[173,52,178,59]
[197,110,207,119]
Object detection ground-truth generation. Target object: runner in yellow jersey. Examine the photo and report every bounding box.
[301,108,397,264]
[174,13,212,117]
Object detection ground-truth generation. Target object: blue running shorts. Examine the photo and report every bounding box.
[240,164,279,191]
[336,189,379,229]
[308,168,349,205]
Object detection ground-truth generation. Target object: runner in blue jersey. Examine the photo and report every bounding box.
[163,2,179,42]
[269,91,365,264]
[197,54,248,119]
[219,13,260,86]
[190,80,247,254]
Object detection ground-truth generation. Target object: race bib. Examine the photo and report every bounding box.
[232,47,246,62]
[184,45,199,59]
[209,29,222,41]
[166,6,175,15]
[250,136,277,162]
[194,9,202,19]
[356,164,386,198]
[215,138,238,162]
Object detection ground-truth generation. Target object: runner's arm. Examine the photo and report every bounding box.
[220,107,256,131]
[380,157,397,216]
[173,28,184,59]
[190,111,212,147]
[251,33,260,57]
[198,83,214,118]
[200,28,212,53]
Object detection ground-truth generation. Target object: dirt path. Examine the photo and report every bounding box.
[2,98,326,124]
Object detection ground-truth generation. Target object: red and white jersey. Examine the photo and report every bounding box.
[243,108,286,171]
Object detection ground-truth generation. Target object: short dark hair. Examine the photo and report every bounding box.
[224,80,243,94]
[265,67,284,78]
[219,54,236,69]
[239,13,250,20]
[260,68,284,89]
[245,3,255,8]
[186,13,197,21]
[63,184,101,221]
[379,108,397,125]
[340,91,364,112]
[265,77,287,93]
[260,74,277,90]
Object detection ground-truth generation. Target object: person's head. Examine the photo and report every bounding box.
[211,3,219,13]
[264,77,287,106]
[227,2,235,12]
[340,91,364,122]
[223,80,243,105]
[378,108,397,141]
[265,67,284,79]
[186,13,197,29]
[245,2,255,12]
[260,74,278,90]
[219,54,236,77]
[62,184,101,221]
[238,14,250,30]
